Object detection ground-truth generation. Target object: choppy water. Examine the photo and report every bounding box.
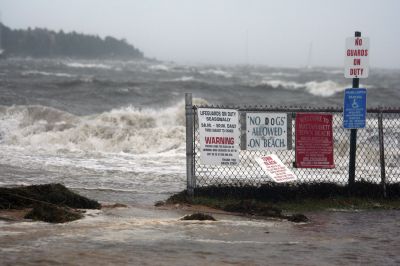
[1,58,400,265]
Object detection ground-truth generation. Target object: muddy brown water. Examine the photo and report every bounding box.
[1,205,399,265]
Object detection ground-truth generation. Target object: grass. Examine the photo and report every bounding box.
[166,181,400,218]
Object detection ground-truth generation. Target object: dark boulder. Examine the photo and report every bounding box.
[25,204,83,223]
[181,213,216,221]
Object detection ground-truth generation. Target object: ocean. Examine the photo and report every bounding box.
[1,58,399,265]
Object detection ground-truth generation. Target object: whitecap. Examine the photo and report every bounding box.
[64,62,112,69]
[149,64,170,71]
[200,69,232,78]
[170,76,195,82]
[21,70,75,78]
[304,80,345,97]
[260,79,304,89]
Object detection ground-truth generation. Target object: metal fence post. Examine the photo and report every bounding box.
[348,31,361,190]
[378,112,387,198]
[185,93,194,197]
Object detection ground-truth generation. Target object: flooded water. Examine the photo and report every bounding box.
[1,208,400,265]
[1,58,400,265]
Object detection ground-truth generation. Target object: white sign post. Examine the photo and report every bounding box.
[255,154,297,183]
[345,36,370,78]
[246,113,288,150]
[198,108,240,165]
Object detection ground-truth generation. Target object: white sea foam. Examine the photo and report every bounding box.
[260,79,304,89]
[64,62,113,69]
[304,80,345,97]
[270,72,299,77]
[259,79,348,97]
[149,64,171,71]
[0,99,207,155]
[200,69,232,78]
[21,71,75,78]
[171,76,195,82]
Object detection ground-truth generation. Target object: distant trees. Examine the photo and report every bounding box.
[0,23,144,59]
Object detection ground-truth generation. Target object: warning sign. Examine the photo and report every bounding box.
[255,154,297,183]
[295,113,334,168]
[246,113,288,150]
[198,108,240,165]
[345,37,370,78]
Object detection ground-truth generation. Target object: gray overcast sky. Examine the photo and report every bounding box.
[1,0,399,68]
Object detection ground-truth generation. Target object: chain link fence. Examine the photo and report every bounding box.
[185,94,400,193]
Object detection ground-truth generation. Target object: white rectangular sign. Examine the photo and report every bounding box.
[198,108,240,165]
[246,113,288,150]
[345,37,370,78]
[255,154,297,183]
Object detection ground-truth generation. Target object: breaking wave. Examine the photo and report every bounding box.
[304,80,345,97]
[148,64,171,71]
[199,69,232,78]
[259,79,346,97]
[0,99,207,154]
[170,76,195,82]
[64,62,113,69]
[21,70,75,78]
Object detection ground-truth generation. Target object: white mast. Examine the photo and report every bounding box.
[0,11,3,55]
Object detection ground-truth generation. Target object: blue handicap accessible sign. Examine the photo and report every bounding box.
[343,88,367,129]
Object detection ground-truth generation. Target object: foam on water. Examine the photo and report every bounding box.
[0,99,207,191]
[21,70,75,78]
[304,80,345,97]
[64,62,113,69]
[148,64,171,71]
[199,69,233,78]
[0,101,190,154]
[170,76,195,82]
[260,79,304,90]
[259,79,360,97]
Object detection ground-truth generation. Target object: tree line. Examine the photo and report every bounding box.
[0,23,144,59]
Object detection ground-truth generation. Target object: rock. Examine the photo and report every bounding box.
[180,213,216,221]
[24,204,83,223]
[286,213,308,223]
[0,183,101,210]
[154,201,165,207]
[0,183,101,223]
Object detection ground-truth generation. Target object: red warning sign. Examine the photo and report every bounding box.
[295,113,334,168]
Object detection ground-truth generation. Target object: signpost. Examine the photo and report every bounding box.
[345,31,369,188]
[295,113,334,168]
[198,108,240,165]
[255,154,297,183]
[246,113,289,150]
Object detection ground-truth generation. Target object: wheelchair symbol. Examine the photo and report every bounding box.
[352,98,359,109]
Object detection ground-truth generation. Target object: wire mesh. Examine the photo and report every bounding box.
[382,112,400,184]
[191,105,398,188]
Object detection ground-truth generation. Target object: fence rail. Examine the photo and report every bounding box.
[185,93,400,196]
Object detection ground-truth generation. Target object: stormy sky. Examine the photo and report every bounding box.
[1,0,399,68]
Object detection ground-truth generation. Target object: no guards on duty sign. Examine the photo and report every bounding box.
[345,36,370,78]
